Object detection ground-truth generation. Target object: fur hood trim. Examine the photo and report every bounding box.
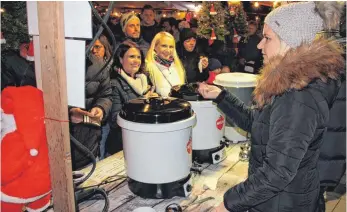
[254,38,345,108]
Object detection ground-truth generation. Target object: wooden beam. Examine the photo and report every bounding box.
[37,2,75,212]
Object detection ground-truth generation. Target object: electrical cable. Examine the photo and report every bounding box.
[73,2,118,211]
[85,1,115,56]
[71,133,109,212]
[70,134,96,185]
[75,187,109,212]
[85,1,117,88]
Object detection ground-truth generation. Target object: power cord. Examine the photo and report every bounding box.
[71,133,109,212]
[85,1,117,88]
[72,2,118,211]
[85,1,115,56]
[70,134,96,185]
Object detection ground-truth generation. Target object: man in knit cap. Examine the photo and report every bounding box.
[116,12,150,56]
[203,2,345,212]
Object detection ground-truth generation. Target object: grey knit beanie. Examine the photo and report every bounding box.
[265,2,324,48]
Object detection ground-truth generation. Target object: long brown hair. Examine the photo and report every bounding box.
[98,35,112,60]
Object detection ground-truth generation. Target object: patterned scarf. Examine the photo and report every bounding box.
[154,53,174,68]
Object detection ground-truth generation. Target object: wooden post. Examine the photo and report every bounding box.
[37,2,76,211]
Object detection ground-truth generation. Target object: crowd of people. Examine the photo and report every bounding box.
[1,2,346,211]
[89,4,267,163]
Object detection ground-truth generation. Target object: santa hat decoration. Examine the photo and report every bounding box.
[1,86,46,157]
[1,32,6,44]
[185,12,192,22]
[26,38,34,61]
[233,28,239,43]
[210,28,217,40]
[209,28,217,46]
[230,6,236,16]
[209,4,217,15]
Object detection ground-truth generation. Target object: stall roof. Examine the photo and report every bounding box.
[97,1,202,11]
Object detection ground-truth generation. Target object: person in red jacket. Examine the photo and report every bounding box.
[206,58,222,85]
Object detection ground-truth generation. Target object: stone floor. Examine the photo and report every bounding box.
[326,173,346,212]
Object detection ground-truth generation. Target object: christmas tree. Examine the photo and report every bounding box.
[197,2,230,44]
[227,2,248,37]
[1,1,29,51]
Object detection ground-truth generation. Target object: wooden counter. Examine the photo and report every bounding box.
[78,143,248,212]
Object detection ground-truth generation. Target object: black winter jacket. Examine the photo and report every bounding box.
[106,74,141,154]
[1,51,36,90]
[176,43,209,83]
[70,59,112,170]
[216,38,345,212]
[141,22,161,44]
[318,74,346,188]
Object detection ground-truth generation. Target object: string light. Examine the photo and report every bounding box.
[0,8,4,13]
[178,12,181,15]
[194,13,197,18]
[273,1,278,7]
[228,0,241,5]
[163,14,167,17]
[254,2,259,8]
[195,5,202,12]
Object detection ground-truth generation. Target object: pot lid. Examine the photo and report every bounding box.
[170,83,206,101]
[214,72,257,88]
[119,97,193,123]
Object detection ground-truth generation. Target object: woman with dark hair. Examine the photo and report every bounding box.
[69,35,112,170]
[105,43,152,155]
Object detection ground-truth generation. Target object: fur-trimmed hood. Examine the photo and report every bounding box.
[254,38,345,108]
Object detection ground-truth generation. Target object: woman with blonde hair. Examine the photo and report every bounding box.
[145,31,186,97]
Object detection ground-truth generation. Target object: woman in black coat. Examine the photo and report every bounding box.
[69,35,112,170]
[106,43,153,155]
[199,2,345,212]
[176,28,209,83]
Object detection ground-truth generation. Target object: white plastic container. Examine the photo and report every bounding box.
[171,84,226,164]
[214,72,257,142]
[190,101,225,150]
[118,114,196,183]
[117,97,196,199]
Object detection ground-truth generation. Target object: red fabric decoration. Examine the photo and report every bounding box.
[1,86,52,212]
[27,38,34,61]
[1,32,6,44]
[209,4,217,15]
[230,6,236,16]
[206,71,218,84]
[19,38,35,62]
[208,28,217,46]
[233,28,239,43]
[185,12,192,22]
[210,28,217,40]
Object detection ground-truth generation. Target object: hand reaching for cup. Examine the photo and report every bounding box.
[198,82,222,100]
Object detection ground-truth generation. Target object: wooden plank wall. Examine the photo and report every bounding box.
[37,2,75,211]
